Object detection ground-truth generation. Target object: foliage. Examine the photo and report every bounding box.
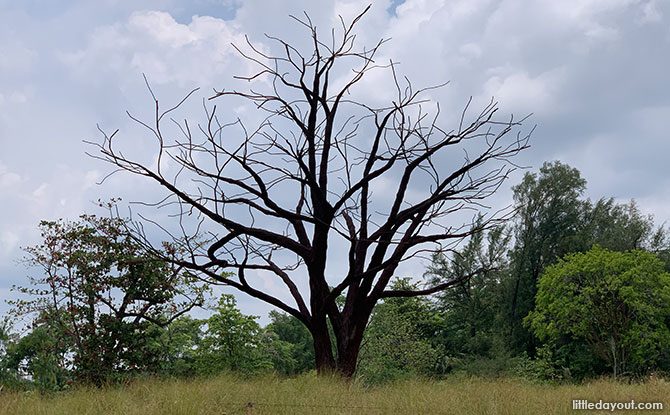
[526,246,670,377]
[264,311,315,375]
[512,345,567,383]
[504,161,587,353]
[6,160,670,386]
[502,161,670,356]
[143,316,203,378]
[10,213,208,386]
[196,295,272,375]
[1,320,36,391]
[2,323,69,392]
[0,320,18,387]
[357,279,442,384]
[582,199,656,252]
[426,219,510,357]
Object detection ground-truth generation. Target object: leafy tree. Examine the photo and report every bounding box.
[505,161,587,353]
[144,315,204,377]
[526,246,670,377]
[6,326,69,391]
[582,198,670,261]
[586,200,650,249]
[0,320,25,389]
[503,161,670,356]
[196,295,271,374]
[257,329,298,376]
[426,219,510,356]
[91,6,529,377]
[11,213,208,385]
[357,279,442,383]
[265,311,314,375]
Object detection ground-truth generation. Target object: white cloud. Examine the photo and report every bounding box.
[59,11,252,88]
[1,0,670,318]
[638,0,664,23]
[83,170,102,189]
[31,183,49,199]
[0,231,19,259]
[483,68,565,115]
[0,163,23,188]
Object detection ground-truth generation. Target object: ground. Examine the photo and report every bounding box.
[2,374,669,414]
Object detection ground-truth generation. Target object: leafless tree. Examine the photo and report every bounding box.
[90,6,531,377]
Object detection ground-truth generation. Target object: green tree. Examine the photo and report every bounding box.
[1,320,25,389]
[144,315,204,377]
[581,198,670,266]
[505,161,587,353]
[1,319,69,391]
[196,295,271,374]
[264,311,314,375]
[426,220,510,356]
[257,329,298,376]
[526,246,670,377]
[357,279,442,383]
[12,213,208,385]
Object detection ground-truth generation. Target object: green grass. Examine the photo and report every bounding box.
[2,374,669,415]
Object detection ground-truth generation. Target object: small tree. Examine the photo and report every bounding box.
[357,278,442,383]
[12,213,208,384]
[92,7,530,377]
[2,323,68,391]
[526,245,670,377]
[196,294,272,374]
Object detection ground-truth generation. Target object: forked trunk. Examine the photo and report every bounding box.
[312,314,368,378]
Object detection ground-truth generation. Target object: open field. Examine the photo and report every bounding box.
[1,374,669,415]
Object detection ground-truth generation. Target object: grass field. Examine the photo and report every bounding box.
[1,374,669,415]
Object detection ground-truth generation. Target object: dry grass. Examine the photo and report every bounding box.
[1,374,669,415]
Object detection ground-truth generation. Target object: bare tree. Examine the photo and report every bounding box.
[91,6,530,377]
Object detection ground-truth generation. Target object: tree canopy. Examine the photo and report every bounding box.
[526,246,670,377]
[9,214,207,385]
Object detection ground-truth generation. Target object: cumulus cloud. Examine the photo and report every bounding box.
[1,0,670,318]
[59,11,252,88]
[483,68,566,115]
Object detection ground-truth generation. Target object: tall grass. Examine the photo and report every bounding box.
[1,374,669,414]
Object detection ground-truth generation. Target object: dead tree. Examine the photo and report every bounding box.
[91,7,530,377]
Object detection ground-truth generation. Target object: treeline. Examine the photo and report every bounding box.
[0,215,314,390]
[360,161,670,383]
[2,161,670,390]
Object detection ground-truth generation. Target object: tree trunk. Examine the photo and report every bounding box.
[311,318,336,375]
[610,336,618,378]
[336,339,362,378]
[334,314,368,378]
[311,313,368,378]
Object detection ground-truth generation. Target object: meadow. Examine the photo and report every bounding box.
[2,374,669,415]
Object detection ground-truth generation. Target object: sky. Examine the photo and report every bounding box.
[1,0,669,322]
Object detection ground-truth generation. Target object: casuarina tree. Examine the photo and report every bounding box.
[91,6,530,377]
